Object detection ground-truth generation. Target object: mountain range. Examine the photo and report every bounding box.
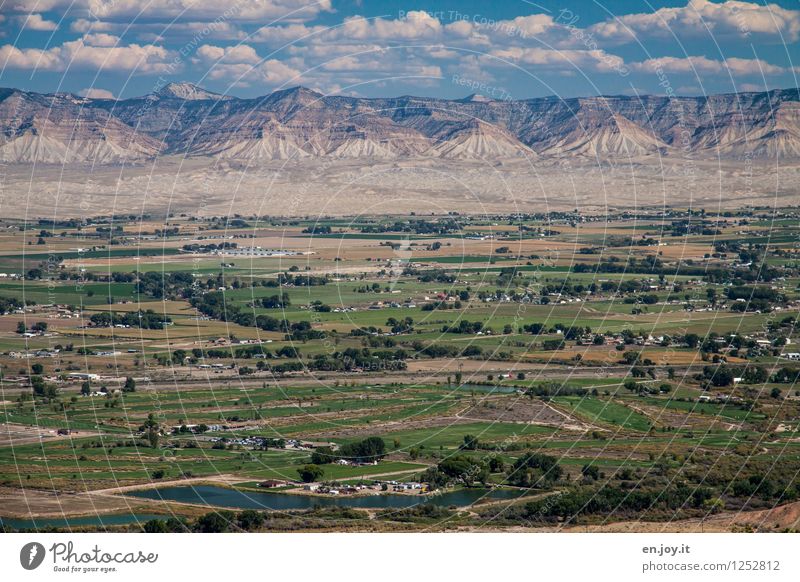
[1,82,798,164]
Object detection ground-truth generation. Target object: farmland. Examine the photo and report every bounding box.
[1,208,800,532]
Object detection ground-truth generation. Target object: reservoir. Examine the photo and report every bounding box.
[126,484,528,510]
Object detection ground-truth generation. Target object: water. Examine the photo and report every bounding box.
[126,485,527,510]
[0,513,166,531]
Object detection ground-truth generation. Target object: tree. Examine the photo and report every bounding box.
[140,413,160,448]
[742,366,768,385]
[488,457,504,473]
[684,333,700,348]
[508,453,562,487]
[195,511,234,533]
[623,379,638,392]
[705,365,734,387]
[143,519,169,533]
[30,376,48,398]
[297,464,324,483]
[16,322,26,334]
[461,434,479,450]
[31,363,44,375]
[437,456,488,486]
[310,446,335,465]
[123,377,136,392]
[337,436,386,463]
[622,351,640,365]
[237,510,265,531]
[581,464,600,481]
[80,382,91,396]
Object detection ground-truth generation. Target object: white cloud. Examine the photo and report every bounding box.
[193,43,301,84]
[70,18,246,43]
[590,0,800,43]
[79,87,115,98]
[0,36,173,73]
[82,33,120,47]
[252,23,327,44]
[205,59,302,85]
[69,18,114,33]
[7,0,333,22]
[196,44,260,64]
[340,12,443,41]
[251,11,576,49]
[18,13,59,31]
[194,41,445,93]
[490,47,628,74]
[633,55,787,76]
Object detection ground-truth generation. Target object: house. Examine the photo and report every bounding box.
[258,479,287,488]
[68,373,100,381]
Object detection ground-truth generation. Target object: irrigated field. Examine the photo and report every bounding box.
[1,209,800,532]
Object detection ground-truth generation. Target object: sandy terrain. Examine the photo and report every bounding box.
[2,156,798,219]
[457,397,587,430]
[550,501,800,532]
[0,486,148,519]
[0,423,101,447]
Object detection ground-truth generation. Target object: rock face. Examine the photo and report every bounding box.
[0,89,162,163]
[0,83,798,164]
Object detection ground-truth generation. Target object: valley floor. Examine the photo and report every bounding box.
[2,156,798,219]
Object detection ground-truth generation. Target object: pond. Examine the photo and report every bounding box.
[126,485,528,511]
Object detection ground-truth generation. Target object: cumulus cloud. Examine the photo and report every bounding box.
[490,47,628,74]
[18,13,59,31]
[0,36,173,73]
[339,12,443,41]
[192,41,445,93]
[196,44,260,64]
[78,87,115,98]
[69,18,244,42]
[69,18,114,33]
[82,33,120,47]
[6,0,333,22]
[633,55,788,76]
[589,0,800,43]
[1,2,796,95]
[193,43,301,85]
[251,11,577,49]
[252,12,446,46]
[252,23,327,44]
[205,59,302,85]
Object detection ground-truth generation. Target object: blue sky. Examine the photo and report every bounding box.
[0,0,797,99]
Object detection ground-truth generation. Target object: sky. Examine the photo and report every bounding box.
[0,0,798,100]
